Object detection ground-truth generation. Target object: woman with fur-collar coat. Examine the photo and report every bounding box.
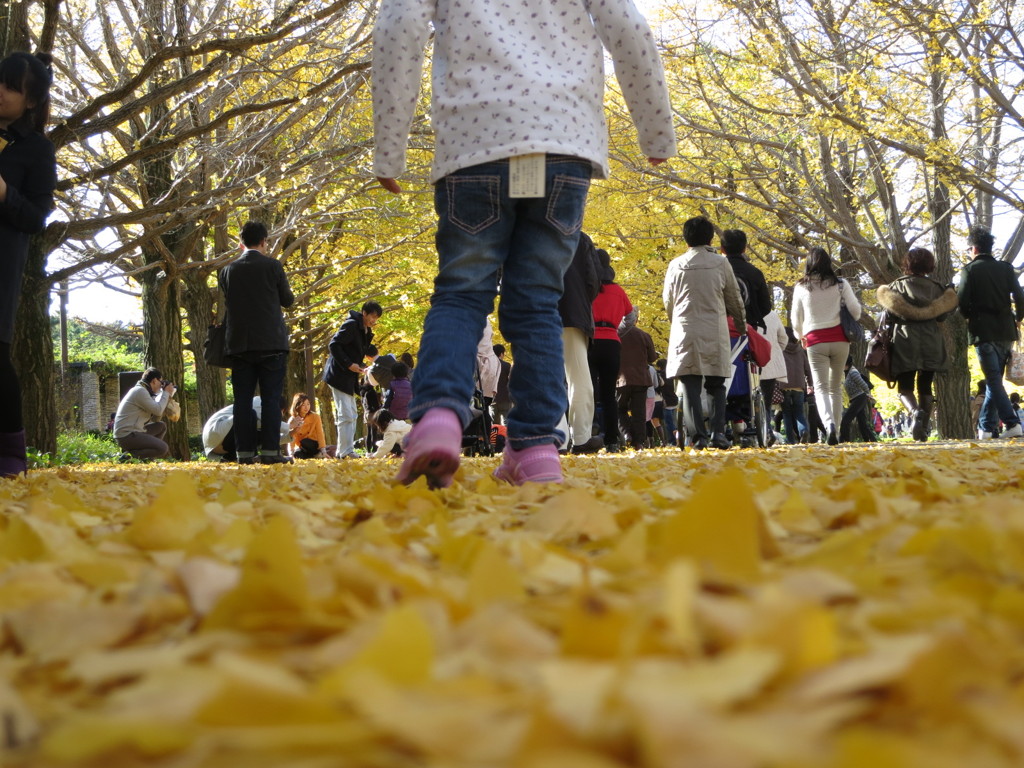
[876,247,958,441]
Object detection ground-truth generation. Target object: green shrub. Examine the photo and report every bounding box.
[29,431,124,468]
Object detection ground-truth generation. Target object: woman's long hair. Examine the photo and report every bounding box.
[797,247,839,288]
[290,392,313,417]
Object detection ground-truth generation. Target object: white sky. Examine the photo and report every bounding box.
[62,277,142,326]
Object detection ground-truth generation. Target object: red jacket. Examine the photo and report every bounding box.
[592,283,633,342]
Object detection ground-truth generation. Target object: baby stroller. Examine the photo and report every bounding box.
[724,332,771,448]
[462,387,493,456]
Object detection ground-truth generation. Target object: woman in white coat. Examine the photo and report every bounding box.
[790,248,862,445]
[663,217,747,450]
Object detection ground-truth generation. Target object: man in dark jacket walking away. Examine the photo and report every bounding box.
[722,229,771,331]
[323,301,383,458]
[219,221,295,464]
[957,226,1024,439]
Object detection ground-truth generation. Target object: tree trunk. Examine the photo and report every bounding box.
[181,268,225,426]
[4,0,55,456]
[12,238,57,454]
[928,55,972,439]
[935,315,972,439]
[140,267,190,459]
[0,0,30,55]
[930,182,971,439]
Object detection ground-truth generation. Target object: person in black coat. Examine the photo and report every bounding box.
[957,225,1024,439]
[559,232,603,453]
[323,301,383,458]
[0,52,57,477]
[218,220,295,463]
[722,229,771,331]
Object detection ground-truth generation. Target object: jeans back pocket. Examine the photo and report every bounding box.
[546,174,591,236]
[444,175,502,235]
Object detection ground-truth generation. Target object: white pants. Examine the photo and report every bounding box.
[563,327,594,445]
[806,341,849,431]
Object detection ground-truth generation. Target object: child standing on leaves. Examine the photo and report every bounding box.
[372,0,676,487]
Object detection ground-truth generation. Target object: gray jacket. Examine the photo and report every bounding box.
[113,382,168,438]
[663,246,745,378]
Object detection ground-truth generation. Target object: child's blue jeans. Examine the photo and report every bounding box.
[409,155,592,449]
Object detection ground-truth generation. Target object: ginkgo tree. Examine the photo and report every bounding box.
[8,0,383,456]
[616,0,1024,438]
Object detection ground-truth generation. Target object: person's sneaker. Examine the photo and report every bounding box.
[826,426,839,446]
[570,436,604,454]
[1001,423,1023,439]
[395,408,463,489]
[710,432,732,450]
[977,428,994,440]
[260,454,294,464]
[493,444,562,485]
[237,456,258,465]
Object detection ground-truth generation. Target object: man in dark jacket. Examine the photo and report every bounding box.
[323,301,383,458]
[722,229,771,331]
[958,225,1024,439]
[559,232,603,453]
[219,220,295,463]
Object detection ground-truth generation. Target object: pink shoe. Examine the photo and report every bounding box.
[395,408,463,489]
[493,444,563,485]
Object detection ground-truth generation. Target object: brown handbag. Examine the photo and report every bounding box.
[864,311,895,383]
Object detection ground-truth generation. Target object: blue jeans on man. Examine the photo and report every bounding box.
[782,389,808,444]
[230,351,287,458]
[976,340,1020,432]
[408,156,592,450]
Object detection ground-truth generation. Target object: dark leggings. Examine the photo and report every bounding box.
[0,343,23,433]
[896,370,935,400]
[588,338,622,444]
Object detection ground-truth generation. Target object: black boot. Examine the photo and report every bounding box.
[899,391,921,440]
[0,430,27,478]
[916,393,934,441]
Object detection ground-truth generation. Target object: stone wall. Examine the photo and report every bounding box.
[58,365,200,435]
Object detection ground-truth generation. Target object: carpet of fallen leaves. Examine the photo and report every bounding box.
[2,443,1024,768]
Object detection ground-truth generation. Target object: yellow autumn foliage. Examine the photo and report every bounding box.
[2,443,1024,767]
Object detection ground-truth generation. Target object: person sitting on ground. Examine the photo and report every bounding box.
[384,362,412,421]
[399,351,416,381]
[360,344,384,454]
[369,408,411,459]
[203,396,289,462]
[287,392,326,459]
[113,367,175,460]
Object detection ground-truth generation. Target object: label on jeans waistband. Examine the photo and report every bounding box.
[509,153,545,198]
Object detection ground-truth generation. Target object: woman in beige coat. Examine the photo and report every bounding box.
[663,217,746,449]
